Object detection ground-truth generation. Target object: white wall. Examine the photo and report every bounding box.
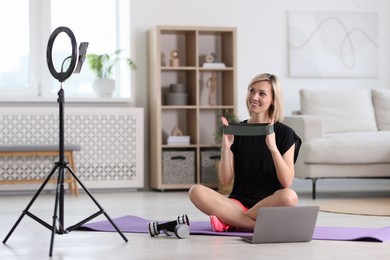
[131,0,390,120]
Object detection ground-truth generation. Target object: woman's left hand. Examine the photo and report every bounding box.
[265,118,278,152]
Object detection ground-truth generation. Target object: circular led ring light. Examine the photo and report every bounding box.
[46,26,78,82]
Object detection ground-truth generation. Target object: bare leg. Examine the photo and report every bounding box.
[245,188,298,220]
[189,185,298,230]
[188,184,256,229]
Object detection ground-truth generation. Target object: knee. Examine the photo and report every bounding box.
[278,188,298,207]
[188,184,205,201]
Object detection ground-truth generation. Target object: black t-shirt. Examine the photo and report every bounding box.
[228,121,301,208]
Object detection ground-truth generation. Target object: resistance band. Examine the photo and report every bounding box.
[223,123,274,136]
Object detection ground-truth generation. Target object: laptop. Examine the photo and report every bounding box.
[241,206,319,243]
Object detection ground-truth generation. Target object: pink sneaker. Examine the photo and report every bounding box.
[210,215,230,232]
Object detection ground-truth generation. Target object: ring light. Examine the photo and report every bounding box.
[46,26,78,82]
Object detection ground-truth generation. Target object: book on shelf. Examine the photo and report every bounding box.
[167,135,190,145]
[202,62,226,68]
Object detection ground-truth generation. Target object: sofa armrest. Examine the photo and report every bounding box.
[283,115,324,142]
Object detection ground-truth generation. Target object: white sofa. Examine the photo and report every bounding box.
[284,89,390,199]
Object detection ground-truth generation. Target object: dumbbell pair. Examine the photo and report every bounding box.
[148,214,190,239]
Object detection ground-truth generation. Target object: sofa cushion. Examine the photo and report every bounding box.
[372,89,390,131]
[300,89,377,134]
[302,132,390,164]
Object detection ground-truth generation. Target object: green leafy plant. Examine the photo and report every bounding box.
[87,50,136,79]
[214,109,239,144]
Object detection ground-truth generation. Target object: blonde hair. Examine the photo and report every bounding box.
[246,73,284,122]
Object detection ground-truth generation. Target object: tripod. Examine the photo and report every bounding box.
[2,87,128,257]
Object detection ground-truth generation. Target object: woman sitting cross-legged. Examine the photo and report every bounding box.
[188,73,302,232]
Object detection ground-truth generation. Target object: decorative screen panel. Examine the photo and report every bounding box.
[0,107,144,190]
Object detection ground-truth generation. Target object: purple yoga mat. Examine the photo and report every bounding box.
[313,226,390,242]
[77,215,390,242]
[77,215,249,237]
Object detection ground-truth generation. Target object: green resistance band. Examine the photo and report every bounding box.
[223,123,274,136]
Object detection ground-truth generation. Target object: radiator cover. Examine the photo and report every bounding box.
[0,107,144,190]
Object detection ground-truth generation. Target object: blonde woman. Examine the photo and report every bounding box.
[189,73,302,231]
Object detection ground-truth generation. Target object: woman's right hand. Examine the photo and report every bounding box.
[220,116,235,185]
[221,116,234,149]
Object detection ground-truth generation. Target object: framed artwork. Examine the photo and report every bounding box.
[288,11,379,78]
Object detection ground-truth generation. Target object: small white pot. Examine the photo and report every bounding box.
[92,78,115,97]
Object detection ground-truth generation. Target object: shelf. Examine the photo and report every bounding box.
[161,67,197,71]
[199,67,234,71]
[162,105,197,109]
[162,144,198,149]
[148,26,236,190]
[198,105,235,109]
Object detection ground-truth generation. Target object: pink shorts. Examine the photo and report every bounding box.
[230,198,249,212]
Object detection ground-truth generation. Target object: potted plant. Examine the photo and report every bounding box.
[213,109,238,194]
[87,50,136,97]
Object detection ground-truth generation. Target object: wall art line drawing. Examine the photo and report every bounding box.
[288,11,379,78]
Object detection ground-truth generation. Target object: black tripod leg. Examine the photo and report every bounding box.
[49,165,67,257]
[3,164,59,244]
[65,166,128,242]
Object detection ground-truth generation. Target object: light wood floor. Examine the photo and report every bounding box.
[1,180,390,260]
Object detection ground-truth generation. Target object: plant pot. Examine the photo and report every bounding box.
[92,78,115,97]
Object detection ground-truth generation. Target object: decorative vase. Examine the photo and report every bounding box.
[92,78,115,97]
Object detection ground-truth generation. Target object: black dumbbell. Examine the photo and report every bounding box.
[164,223,190,239]
[148,214,190,239]
[163,214,190,237]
